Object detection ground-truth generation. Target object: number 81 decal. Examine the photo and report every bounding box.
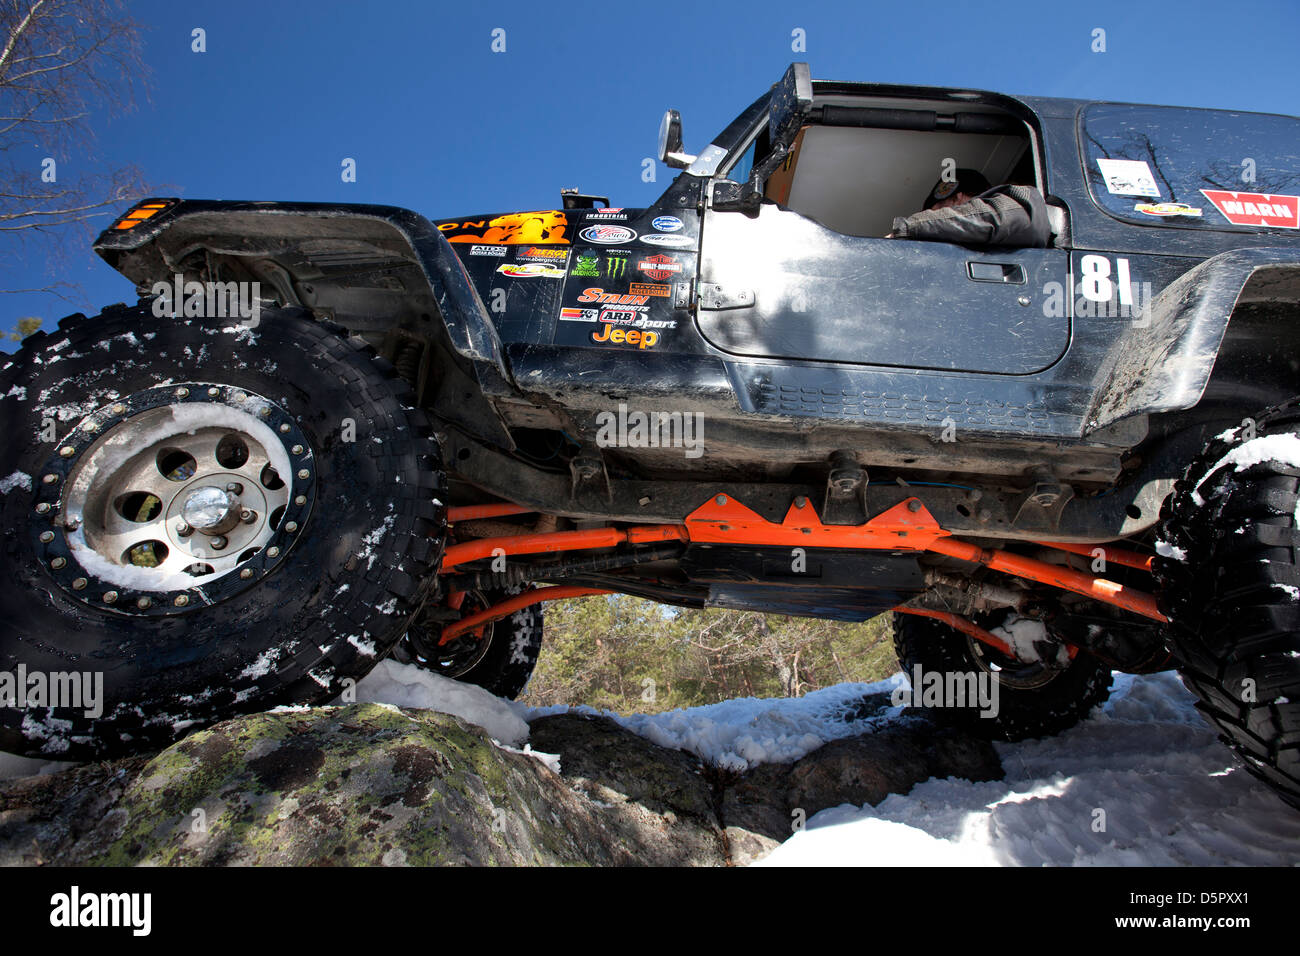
[1074,254,1151,324]
[1079,254,1134,307]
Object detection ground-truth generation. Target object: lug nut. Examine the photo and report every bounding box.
[82,420,98,432]
[266,546,280,558]
[175,520,193,537]
[39,531,54,543]
[297,469,309,480]
[284,521,298,533]
[233,391,247,403]
[111,403,126,415]
[103,590,118,604]
[58,446,74,458]
[279,423,291,433]
[258,407,270,417]
[72,577,88,590]
[210,535,228,550]
[291,444,304,455]
[715,495,728,505]
[176,387,190,398]
[240,568,254,579]
[35,502,50,514]
[240,508,255,523]
[42,474,58,484]
[50,557,66,570]
[294,495,306,506]
[225,482,244,495]
[174,594,189,607]
[208,387,220,397]
[136,596,152,610]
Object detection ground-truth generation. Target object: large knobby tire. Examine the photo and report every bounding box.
[0,304,445,759]
[891,612,1113,741]
[1154,400,1300,810]
[394,585,543,699]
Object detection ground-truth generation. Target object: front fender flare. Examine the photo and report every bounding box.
[93,198,515,391]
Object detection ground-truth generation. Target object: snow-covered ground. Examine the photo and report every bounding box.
[3,661,1298,865]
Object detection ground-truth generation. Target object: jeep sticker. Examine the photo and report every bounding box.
[591,325,659,349]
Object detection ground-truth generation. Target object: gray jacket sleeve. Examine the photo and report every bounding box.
[889,185,1051,248]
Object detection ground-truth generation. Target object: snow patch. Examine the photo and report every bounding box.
[0,471,32,494]
[348,659,529,746]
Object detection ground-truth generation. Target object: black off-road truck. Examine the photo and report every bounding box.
[3,64,1299,809]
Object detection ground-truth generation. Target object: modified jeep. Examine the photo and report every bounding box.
[3,64,1300,810]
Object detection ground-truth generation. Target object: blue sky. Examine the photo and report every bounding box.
[3,0,1299,347]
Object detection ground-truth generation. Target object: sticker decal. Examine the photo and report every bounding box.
[518,246,568,260]
[560,307,600,322]
[629,282,671,297]
[636,254,682,281]
[497,262,566,278]
[1133,201,1202,217]
[639,233,693,247]
[577,287,650,306]
[1200,189,1300,228]
[591,325,659,349]
[605,255,628,279]
[651,215,683,232]
[442,211,569,244]
[586,207,627,220]
[1095,158,1161,197]
[571,254,601,277]
[468,244,507,256]
[579,224,637,244]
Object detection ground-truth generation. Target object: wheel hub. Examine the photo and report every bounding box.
[30,383,318,616]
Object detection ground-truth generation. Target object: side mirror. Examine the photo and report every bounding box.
[658,109,696,169]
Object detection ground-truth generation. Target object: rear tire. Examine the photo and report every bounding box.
[395,585,543,699]
[0,304,445,759]
[891,611,1112,741]
[1154,400,1300,810]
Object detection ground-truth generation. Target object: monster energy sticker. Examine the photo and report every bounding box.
[605,255,628,280]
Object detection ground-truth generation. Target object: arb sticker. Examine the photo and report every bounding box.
[1200,190,1300,229]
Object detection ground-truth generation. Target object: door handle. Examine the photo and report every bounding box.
[966,262,1026,284]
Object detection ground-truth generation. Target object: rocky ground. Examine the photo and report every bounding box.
[0,701,1000,866]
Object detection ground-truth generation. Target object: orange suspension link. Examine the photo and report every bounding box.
[438,585,612,644]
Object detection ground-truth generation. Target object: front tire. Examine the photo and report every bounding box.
[0,304,446,759]
[1155,400,1300,810]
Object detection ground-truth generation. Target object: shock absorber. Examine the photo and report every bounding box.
[395,341,422,388]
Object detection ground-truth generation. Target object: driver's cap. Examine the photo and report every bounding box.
[923,169,991,209]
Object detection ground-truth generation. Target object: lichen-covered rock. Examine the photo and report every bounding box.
[0,703,1002,866]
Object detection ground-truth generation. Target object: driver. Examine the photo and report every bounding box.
[886,168,1050,247]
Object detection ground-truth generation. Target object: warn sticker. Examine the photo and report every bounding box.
[1200,190,1300,229]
